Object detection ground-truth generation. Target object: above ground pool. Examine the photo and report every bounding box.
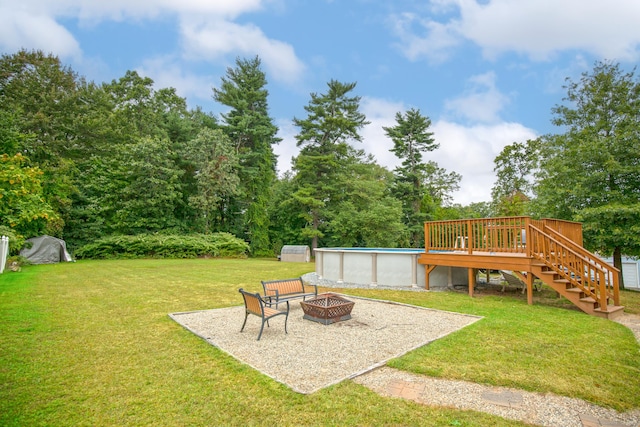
[313,247,469,289]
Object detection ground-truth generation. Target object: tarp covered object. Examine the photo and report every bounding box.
[20,235,73,264]
[280,245,310,262]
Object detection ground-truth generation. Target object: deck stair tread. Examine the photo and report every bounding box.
[592,305,625,320]
[593,305,625,313]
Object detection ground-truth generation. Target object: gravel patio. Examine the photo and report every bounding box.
[169,294,481,394]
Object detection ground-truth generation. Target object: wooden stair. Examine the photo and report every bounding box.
[421,216,624,320]
[530,262,624,320]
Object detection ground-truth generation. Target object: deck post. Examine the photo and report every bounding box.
[468,268,475,297]
[524,217,531,257]
[526,273,533,305]
[424,265,437,290]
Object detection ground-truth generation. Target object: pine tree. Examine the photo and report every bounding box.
[213,57,279,256]
[291,80,369,250]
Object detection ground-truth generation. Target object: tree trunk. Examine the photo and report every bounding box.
[613,246,625,290]
[311,213,319,251]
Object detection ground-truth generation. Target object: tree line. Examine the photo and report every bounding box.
[1,50,639,284]
[0,50,463,255]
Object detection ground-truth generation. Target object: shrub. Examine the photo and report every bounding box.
[0,226,26,256]
[74,233,249,259]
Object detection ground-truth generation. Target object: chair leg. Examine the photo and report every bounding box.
[284,301,289,334]
[284,312,288,335]
[240,311,249,332]
[257,319,266,340]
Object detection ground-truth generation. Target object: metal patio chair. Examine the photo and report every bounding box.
[239,288,289,340]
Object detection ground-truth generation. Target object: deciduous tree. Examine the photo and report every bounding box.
[491,140,539,216]
[0,50,82,230]
[0,153,60,237]
[534,61,640,288]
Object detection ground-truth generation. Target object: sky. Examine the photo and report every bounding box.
[2,0,640,205]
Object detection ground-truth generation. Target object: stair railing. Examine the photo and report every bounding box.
[542,225,620,306]
[528,224,620,309]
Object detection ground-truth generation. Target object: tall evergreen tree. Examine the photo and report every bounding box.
[384,108,441,247]
[213,57,279,256]
[291,80,369,250]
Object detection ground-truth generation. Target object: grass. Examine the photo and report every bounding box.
[1,259,639,426]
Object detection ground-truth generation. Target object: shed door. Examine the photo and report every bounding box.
[622,262,639,290]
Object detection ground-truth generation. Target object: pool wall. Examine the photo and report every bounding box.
[314,248,469,289]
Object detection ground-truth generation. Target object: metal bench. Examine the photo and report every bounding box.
[261,277,317,308]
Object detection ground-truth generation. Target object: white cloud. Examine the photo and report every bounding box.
[431,120,537,205]
[180,18,306,83]
[392,0,640,62]
[388,12,460,63]
[0,7,81,59]
[274,119,299,175]
[360,97,406,170]
[136,56,217,105]
[0,0,305,84]
[6,0,264,22]
[444,71,510,123]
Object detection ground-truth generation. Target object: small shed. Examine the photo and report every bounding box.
[601,256,640,291]
[280,245,311,263]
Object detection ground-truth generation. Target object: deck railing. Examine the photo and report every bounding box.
[425,216,531,254]
[423,216,619,307]
[529,224,619,307]
[424,216,583,255]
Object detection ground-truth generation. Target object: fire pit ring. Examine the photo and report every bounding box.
[300,293,355,325]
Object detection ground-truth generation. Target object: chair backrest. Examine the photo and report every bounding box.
[239,289,264,316]
[501,271,524,286]
[262,278,303,298]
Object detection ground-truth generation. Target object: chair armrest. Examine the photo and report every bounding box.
[264,288,280,305]
[303,282,318,296]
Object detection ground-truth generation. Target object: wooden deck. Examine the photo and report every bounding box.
[418,217,624,319]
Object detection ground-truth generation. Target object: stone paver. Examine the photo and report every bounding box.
[310,274,640,427]
[481,390,524,409]
[355,366,640,427]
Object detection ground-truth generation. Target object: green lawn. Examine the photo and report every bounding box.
[1,259,639,426]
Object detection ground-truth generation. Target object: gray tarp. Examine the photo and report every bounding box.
[20,235,73,264]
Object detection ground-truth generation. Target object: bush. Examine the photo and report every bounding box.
[0,226,26,256]
[74,233,249,259]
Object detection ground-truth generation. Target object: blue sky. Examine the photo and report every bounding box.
[2,0,640,205]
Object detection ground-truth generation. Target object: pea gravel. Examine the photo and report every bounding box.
[169,295,481,394]
[170,273,640,426]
